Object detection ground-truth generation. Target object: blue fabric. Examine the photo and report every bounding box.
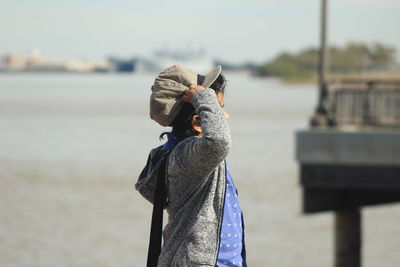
[217,164,247,267]
[162,133,186,150]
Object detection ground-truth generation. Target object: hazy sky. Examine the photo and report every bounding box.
[1,0,399,63]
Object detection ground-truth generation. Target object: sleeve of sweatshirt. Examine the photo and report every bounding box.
[171,88,232,178]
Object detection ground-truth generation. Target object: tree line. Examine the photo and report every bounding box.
[255,42,397,82]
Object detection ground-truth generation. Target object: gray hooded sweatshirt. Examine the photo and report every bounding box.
[136,88,232,266]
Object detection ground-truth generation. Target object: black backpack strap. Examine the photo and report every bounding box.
[146,154,168,267]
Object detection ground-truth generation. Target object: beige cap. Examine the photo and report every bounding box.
[150,64,222,126]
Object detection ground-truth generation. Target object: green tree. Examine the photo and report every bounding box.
[369,42,396,66]
[257,42,397,81]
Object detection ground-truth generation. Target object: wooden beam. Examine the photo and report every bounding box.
[335,209,361,267]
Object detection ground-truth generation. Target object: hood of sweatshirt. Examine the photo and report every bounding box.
[135,145,171,205]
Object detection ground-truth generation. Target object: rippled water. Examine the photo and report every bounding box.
[0,72,399,267]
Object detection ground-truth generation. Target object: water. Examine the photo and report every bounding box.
[0,73,399,267]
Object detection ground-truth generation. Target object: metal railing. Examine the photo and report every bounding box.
[319,78,400,127]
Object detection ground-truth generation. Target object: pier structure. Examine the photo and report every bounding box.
[296,1,400,266]
[296,78,400,267]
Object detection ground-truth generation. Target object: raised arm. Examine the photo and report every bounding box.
[170,87,232,178]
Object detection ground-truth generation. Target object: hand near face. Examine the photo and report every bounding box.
[182,85,205,103]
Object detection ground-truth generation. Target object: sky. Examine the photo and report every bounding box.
[1,0,399,64]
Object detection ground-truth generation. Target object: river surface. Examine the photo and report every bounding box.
[0,72,399,267]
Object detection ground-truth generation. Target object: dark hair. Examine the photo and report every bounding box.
[159,73,227,140]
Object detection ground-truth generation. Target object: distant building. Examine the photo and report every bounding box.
[0,50,111,72]
[0,50,48,71]
[135,47,215,74]
[65,60,110,72]
[108,57,136,72]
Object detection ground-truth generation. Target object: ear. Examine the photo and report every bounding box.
[191,115,202,135]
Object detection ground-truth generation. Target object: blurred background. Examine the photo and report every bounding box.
[0,0,399,266]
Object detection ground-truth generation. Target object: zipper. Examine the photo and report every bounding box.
[213,160,227,266]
